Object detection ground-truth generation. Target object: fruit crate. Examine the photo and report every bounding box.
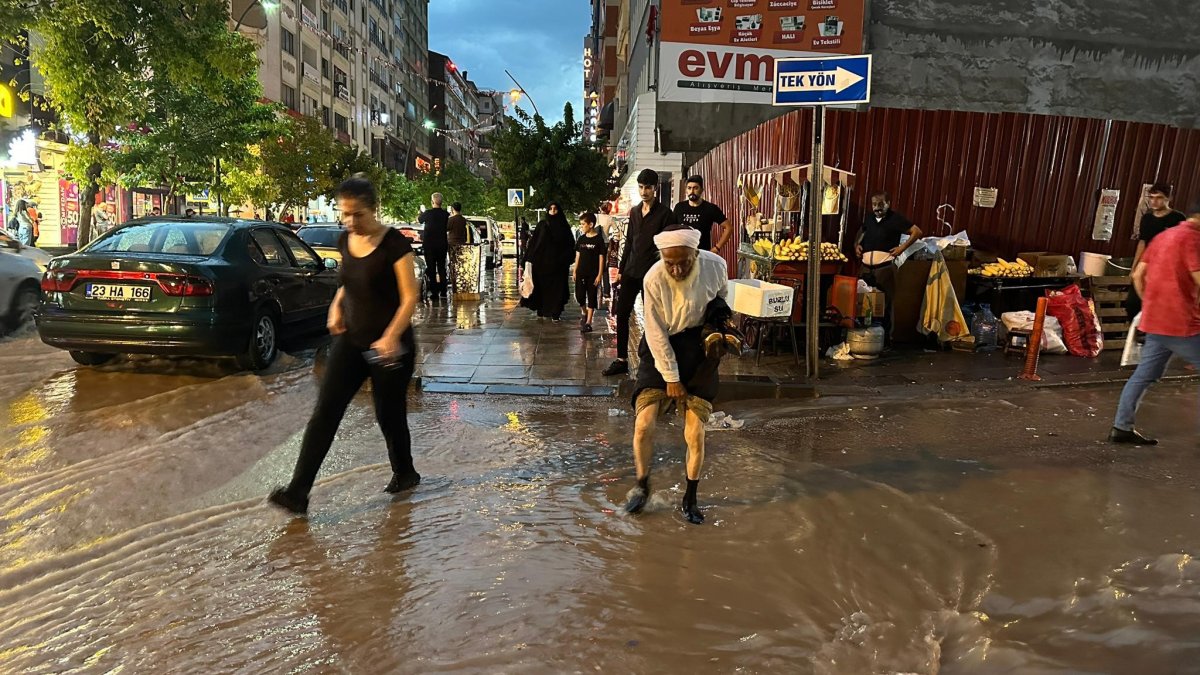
[1085,275,1132,351]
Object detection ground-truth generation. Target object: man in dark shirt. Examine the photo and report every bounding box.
[855,192,922,258]
[673,175,734,253]
[418,192,450,300]
[604,168,676,376]
[1134,183,1186,269]
[855,192,921,340]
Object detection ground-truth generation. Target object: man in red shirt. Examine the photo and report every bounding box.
[1111,201,1200,444]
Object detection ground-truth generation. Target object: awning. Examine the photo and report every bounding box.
[598,101,615,131]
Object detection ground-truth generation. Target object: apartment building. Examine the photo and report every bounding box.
[427,50,480,176]
[237,0,432,176]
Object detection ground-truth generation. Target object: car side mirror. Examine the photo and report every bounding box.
[323,257,339,270]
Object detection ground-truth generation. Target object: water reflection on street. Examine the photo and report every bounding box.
[0,332,1198,673]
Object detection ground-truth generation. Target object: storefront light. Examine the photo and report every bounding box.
[3,129,38,168]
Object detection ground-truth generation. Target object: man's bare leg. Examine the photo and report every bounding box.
[681,409,706,524]
[626,403,658,514]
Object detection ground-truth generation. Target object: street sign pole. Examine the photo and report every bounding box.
[806,105,825,381]
[772,54,871,383]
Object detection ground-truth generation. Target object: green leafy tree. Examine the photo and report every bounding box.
[491,103,610,215]
[109,66,278,211]
[327,143,387,198]
[27,0,259,244]
[253,114,338,215]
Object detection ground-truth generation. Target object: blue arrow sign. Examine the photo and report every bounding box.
[507,188,525,208]
[772,54,872,107]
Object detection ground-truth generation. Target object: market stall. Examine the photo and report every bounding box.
[729,164,858,362]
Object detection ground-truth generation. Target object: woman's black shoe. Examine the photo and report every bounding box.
[1108,428,1158,445]
[267,488,309,516]
[384,471,422,493]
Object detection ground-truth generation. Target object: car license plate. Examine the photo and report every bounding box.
[85,284,152,302]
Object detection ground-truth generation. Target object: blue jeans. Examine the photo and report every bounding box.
[1113,333,1200,431]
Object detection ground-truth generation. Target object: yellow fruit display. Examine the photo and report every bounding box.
[768,238,847,262]
[970,258,1033,278]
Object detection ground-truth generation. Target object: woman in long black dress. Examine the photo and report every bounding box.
[521,202,576,321]
[268,175,422,516]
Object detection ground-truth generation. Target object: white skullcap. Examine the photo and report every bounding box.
[654,227,701,250]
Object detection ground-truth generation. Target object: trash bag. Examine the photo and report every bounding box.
[1045,285,1103,358]
[1121,312,1142,367]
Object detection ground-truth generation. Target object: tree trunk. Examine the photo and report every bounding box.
[77,159,103,249]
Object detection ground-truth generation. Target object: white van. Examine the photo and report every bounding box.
[465,215,503,269]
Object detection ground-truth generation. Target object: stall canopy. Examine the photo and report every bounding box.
[738,164,857,246]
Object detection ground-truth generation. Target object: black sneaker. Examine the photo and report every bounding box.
[384,471,422,493]
[267,488,309,516]
[1108,427,1158,445]
[581,324,594,333]
[602,359,628,376]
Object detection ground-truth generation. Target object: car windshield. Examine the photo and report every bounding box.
[87,221,231,256]
[297,227,343,248]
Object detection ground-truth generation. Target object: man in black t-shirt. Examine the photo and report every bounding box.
[418,192,450,300]
[855,192,921,340]
[672,175,733,253]
[1134,183,1186,269]
[1128,182,1187,318]
[855,192,922,258]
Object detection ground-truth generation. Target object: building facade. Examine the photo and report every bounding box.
[427,50,481,176]
[235,0,432,177]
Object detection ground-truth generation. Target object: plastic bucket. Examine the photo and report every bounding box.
[1080,251,1112,276]
[1106,257,1133,276]
[847,326,885,356]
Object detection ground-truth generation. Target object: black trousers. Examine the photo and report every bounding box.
[575,277,599,309]
[287,336,416,495]
[425,247,448,297]
[614,276,644,360]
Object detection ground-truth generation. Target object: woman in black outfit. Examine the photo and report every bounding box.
[269,175,422,515]
[520,202,576,321]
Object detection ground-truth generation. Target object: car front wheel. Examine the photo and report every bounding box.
[70,351,117,366]
[237,309,279,371]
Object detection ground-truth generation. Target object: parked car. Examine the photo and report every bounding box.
[0,229,53,272]
[0,244,42,333]
[395,222,424,254]
[36,217,339,370]
[296,222,429,303]
[295,223,345,263]
[465,215,502,269]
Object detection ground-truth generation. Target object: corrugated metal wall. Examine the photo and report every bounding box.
[692,108,1200,268]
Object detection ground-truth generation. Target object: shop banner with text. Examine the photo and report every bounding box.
[658,0,865,104]
[58,179,80,245]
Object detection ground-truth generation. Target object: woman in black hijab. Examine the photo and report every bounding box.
[521,202,576,321]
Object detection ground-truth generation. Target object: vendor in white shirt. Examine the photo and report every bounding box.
[625,224,732,525]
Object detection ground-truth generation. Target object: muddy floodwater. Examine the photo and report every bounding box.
[1,333,1198,673]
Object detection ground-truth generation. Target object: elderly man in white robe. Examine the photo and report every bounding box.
[624,224,739,525]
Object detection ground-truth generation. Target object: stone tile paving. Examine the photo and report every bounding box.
[411,261,1192,397]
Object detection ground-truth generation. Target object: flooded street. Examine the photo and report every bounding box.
[1,331,1199,674]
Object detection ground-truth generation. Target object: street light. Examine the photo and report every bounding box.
[504,70,541,117]
[233,0,279,31]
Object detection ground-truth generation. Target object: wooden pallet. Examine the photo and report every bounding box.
[1086,276,1132,350]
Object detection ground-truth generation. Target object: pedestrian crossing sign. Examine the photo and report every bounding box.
[507,189,525,208]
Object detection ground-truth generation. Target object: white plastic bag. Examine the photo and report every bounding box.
[520,262,534,299]
[1000,311,1068,355]
[1121,312,1142,367]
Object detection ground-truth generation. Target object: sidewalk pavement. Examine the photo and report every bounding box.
[413,261,1195,400]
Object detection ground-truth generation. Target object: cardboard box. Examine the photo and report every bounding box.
[1018,251,1074,277]
[727,279,794,318]
[857,290,886,317]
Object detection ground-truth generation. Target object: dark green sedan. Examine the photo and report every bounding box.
[36,218,339,370]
